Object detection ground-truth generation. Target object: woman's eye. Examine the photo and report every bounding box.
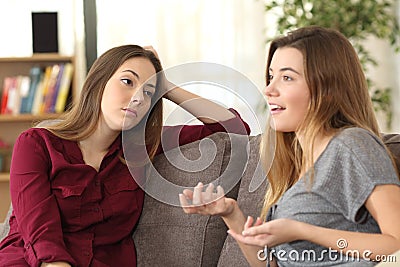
[144,90,154,97]
[121,78,136,86]
[283,75,292,81]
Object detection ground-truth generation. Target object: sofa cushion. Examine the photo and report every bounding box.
[133,132,229,267]
[217,134,267,267]
[382,133,400,172]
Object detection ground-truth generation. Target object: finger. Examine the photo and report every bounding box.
[244,216,254,232]
[143,45,159,58]
[216,185,225,199]
[242,223,269,236]
[203,183,215,204]
[179,193,190,208]
[205,183,215,194]
[254,217,263,226]
[192,182,204,206]
[182,189,194,199]
[228,230,269,247]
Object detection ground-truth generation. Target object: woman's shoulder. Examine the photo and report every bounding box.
[332,127,384,150]
[324,127,396,175]
[319,127,390,167]
[21,127,52,137]
[18,127,61,144]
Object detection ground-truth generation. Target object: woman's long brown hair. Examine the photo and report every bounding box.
[260,26,390,219]
[41,45,164,161]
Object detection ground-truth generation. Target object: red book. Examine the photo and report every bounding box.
[1,77,14,114]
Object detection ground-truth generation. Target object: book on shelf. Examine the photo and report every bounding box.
[41,64,61,114]
[4,76,27,115]
[55,63,73,113]
[1,63,73,116]
[31,71,46,115]
[1,77,12,114]
[49,64,65,113]
[20,66,42,114]
[33,65,52,115]
[14,76,30,115]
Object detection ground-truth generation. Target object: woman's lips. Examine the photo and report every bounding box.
[269,104,286,115]
[123,108,137,117]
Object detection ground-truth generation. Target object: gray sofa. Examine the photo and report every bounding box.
[1,132,400,267]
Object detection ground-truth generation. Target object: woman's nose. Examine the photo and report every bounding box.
[264,80,277,97]
[264,83,273,97]
[131,89,144,104]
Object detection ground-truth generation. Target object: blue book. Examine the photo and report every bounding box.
[22,66,42,114]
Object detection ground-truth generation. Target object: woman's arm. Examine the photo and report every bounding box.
[179,183,268,267]
[10,131,75,266]
[164,85,235,123]
[144,46,236,124]
[232,184,400,261]
[304,184,400,259]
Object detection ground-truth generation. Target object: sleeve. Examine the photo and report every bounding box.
[320,129,400,223]
[9,131,76,267]
[156,108,250,154]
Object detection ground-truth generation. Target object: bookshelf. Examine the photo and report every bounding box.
[0,54,77,221]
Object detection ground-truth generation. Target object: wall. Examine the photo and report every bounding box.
[0,0,87,107]
[0,0,75,57]
[96,0,269,134]
[362,1,400,133]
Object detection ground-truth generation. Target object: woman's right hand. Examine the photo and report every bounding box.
[179,182,236,217]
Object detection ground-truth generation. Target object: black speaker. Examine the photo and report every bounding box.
[32,12,59,53]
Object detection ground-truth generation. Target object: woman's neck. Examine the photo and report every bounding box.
[296,132,333,163]
[78,125,120,171]
[79,123,120,154]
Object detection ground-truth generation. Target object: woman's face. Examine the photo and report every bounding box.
[265,47,310,132]
[101,57,157,131]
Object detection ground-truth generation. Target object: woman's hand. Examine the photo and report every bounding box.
[143,45,236,122]
[179,182,236,217]
[40,262,72,267]
[143,45,176,97]
[228,218,304,247]
[143,45,160,59]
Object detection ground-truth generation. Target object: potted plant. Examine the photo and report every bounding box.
[262,0,400,129]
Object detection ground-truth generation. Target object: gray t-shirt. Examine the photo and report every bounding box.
[270,128,400,267]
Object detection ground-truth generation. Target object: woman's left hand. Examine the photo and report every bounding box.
[143,45,176,98]
[228,217,304,247]
[143,45,160,59]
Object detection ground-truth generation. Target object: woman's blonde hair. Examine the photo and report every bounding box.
[42,45,164,161]
[260,26,383,219]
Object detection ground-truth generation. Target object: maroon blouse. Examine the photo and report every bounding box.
[0,109,250,267]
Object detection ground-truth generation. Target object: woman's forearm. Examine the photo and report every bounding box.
[301,222,400,260]
[221,202,266,267]
[164,85,235,123]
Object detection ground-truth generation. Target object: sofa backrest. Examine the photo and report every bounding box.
[382,133,400,171]
[133,132,258,267]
